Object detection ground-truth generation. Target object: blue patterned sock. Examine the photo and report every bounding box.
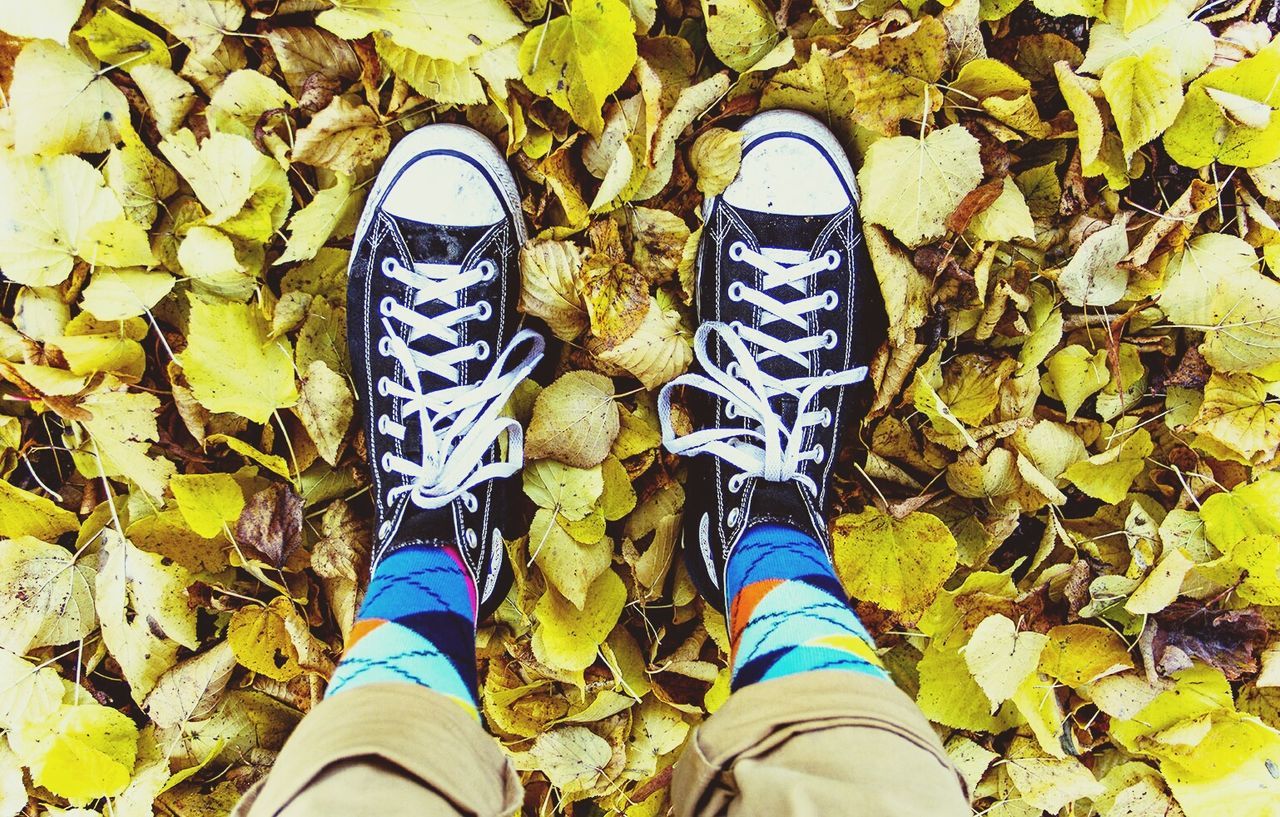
[326,544,479,718]
[726,522,891,690]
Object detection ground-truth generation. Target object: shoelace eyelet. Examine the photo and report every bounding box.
[381,452,395,471]
[378,520,393,539]
[381,258,398,276]
[726,506,741,527]
[727,473,745,493]
[463,493,479,513]
[823,249,841,269]
[821,408,833,427]
[474,340,491,361]
[475,260,497,282]
[823,290,839,310]
[812,444,826,464]
[465,528,479,547]
[377,414,394,434]
[727,281,746,301]
[378,336,394,357]
[822,329,839,349]
[729,241,747,261]
[380,296,396,316]
[725,403,739,419]
[475,301,492,321]
[377,376,392,396]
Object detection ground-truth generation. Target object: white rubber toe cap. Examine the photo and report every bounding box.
[720,110,858,217]
[355,124,525,240]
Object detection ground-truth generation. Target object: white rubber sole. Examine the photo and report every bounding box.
[352,123,526,248]
[716,109,859,217]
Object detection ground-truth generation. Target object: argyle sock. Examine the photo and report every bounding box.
[326,544,480,719]
[726,522,891,690]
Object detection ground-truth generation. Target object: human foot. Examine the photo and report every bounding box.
[348,123,543,619]
[658,110,875,611]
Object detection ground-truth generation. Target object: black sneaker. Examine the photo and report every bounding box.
[658,110,874,611]
[348,124,543,618]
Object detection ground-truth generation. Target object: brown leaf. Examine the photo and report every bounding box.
[945,180,1005,234]
[236,483,304,568]
[1150,602,1270,681]
[291,96,390,174]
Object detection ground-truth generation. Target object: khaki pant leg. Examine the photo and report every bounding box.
[672,670,970,817]
[232,684,522,817]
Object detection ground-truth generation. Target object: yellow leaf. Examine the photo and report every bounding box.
[159,129,292,241]
[178,225,256,301]
[857,124,984,248]
[523,459,605,521]
[76,6,171,70]
[831,506,958,620]
[1125,547,1195,614]
[1004,736,1104,812]
[509,725,612,793]
[1057,218,1131,307]
[10,40,127,156]
[592,296,693,389]
[841,17,947,136]
[277,174,362,265]
[962,614,1049,711]
[1044,344,1110,420]
[518,0,638,135]
[532,569,626,675]
[1079,0,1213,82]
[1041,624,1134,687]
[0,649,63,732]
[291,96,390,175]
[0,0,85,43]
[689,127,743,197]
[1161,233,1280,373]
[206,70,296,138]
[1099,47,1184,161]
[295,359,353,467]
[127,509,228,573]
[0,481,78,541]
[700,0,780,72]
[78,389,175,499]
[1063,426,1153,504]
[526,370,621,468]
[80,269,175,321]
[1056,61,1105,169]
[0,153,135,286]
[0,536,96,652]
[132,0,244,53]
[12,703,139,805]
[1189,372,1280,464]
[170,473,245,539]
[967,177,1035,242]
[227,597,328,682]
[95,531,199,701]
[178,296,299,424]
[519,240,590,341]
[530,509,614,609]
[130,64,198,135]
[318,0,525,62]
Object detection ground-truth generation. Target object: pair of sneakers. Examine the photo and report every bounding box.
[348,110,875,618]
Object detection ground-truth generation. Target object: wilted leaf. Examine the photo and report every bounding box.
[526,371,621,468]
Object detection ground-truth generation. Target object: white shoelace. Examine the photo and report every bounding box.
[658,241,868,498]
[375,255,543,513]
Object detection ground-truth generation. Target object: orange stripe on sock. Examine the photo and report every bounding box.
[729,579,784,649]
[343,618,387,652]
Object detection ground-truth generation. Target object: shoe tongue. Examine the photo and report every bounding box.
[732,206,831,254]
[391,216,494,264]
[726,207,831,386]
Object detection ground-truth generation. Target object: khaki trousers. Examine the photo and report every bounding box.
[232,670,970,817]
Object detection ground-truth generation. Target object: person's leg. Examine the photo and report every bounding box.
[660,110,969,816]
[232,123,543,817]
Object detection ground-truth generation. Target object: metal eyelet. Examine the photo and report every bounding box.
[475,301,492,321]
[813,444,826,464]
[726,507,740,527]
[465,528,479,547]
[727,281,746,301]
[378,520,393,539]
[821,408,833,427]
[463,493,479,513]
[475,260,497,282]
[823,249,841,269]
[377,376,392,396]
[381,258,398,275]
[725,403,739,419]
[474,340,491,361]
[381,452,395,471]
[378,336,394,356]
[822,329,839,349]
[727,473,745,493]
[729,241,747,261]
[729,320,744,333]
[377,414,393,433]
[380,296,396,316]
[823,290,839,310]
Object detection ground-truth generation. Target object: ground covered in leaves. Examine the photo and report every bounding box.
[0,0,1279,815]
